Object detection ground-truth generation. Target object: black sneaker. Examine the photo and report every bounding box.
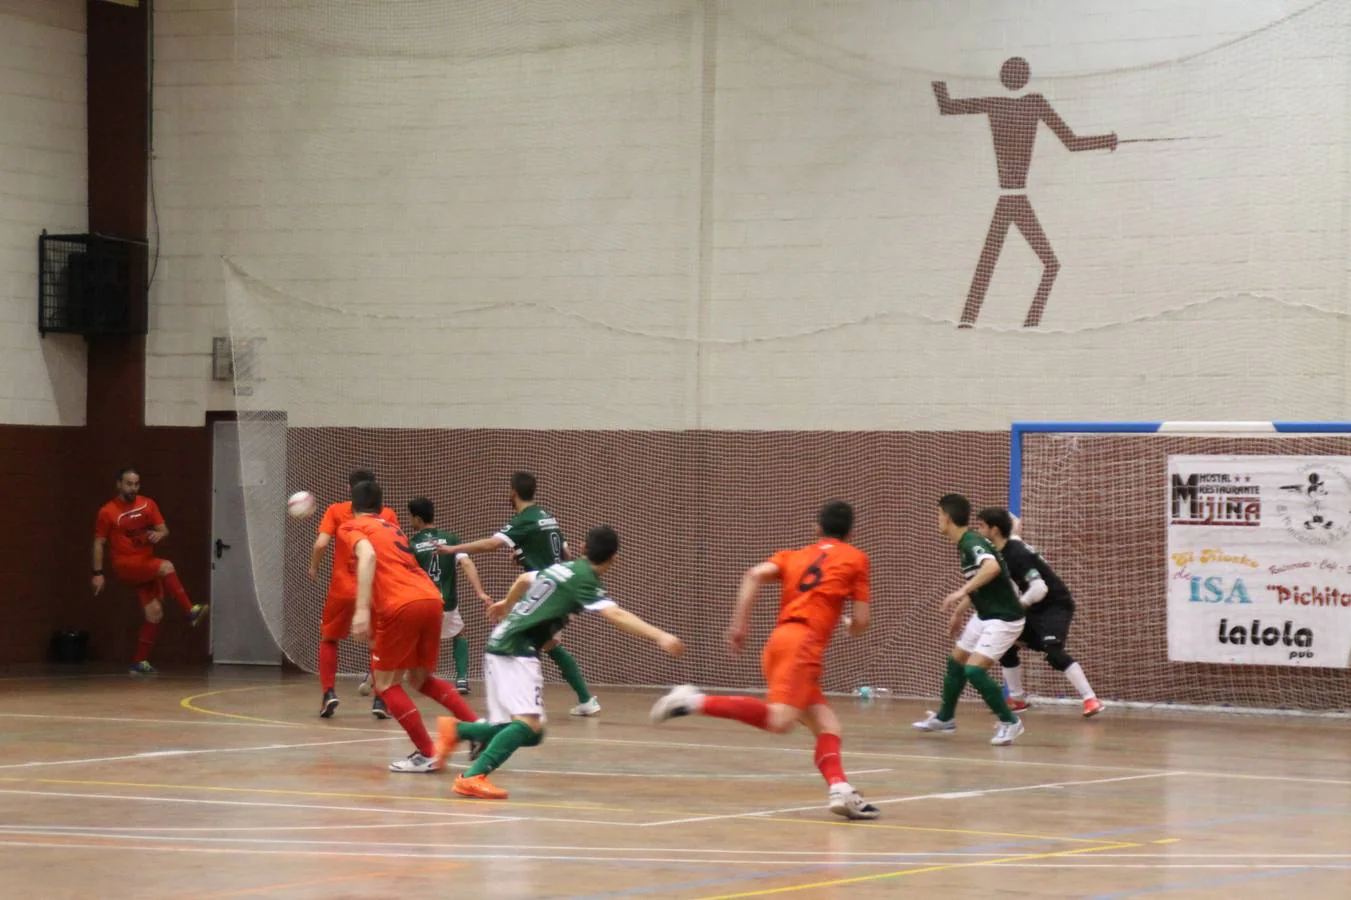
[320,689,339,718]
[371,696,390,719]
[468,740,486,762]
[455,678,470,695]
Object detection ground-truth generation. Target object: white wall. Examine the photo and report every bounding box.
[152,0,1351,429]
[0,0,86,426]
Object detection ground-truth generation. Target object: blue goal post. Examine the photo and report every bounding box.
[1008,421,1351,516]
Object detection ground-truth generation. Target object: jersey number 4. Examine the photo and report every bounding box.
[797,552,827,592]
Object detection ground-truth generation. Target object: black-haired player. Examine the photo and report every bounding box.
[974,507,1103,718]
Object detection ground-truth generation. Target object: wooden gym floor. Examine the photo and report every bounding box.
[0,668,1349,899]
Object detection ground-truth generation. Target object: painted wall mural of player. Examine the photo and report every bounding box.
[933,57,1117,329]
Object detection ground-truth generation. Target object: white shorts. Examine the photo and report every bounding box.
[440,607,464,640]
[956,614,1025,661]
[483,652,545,725]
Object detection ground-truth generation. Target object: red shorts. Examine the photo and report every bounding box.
[371,598,442,672]
[321,593,357,641]
[761,622,827,710]
[113,557,165,607]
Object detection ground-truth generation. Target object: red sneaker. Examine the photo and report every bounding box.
[1083,697,1104,718]
[1007,695,1030,712]
[433,717,461,769]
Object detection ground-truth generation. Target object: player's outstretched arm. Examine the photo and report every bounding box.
[351,539,376,639]
[598,606,684,657]
[1019,577,1049,608]
[440,535,508,557]
[457,556,492,604]
[488,571,536,622]
[728,562,780,652]
[308,533,331,580]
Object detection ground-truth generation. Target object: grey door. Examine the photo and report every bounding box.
[210,421,282,665]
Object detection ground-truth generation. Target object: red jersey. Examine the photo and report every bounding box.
[767,539,870,643]
[319,501,398,599]
[95,496,165,563]
[337,515,440,614]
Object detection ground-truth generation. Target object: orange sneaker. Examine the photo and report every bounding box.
[1007,696,1030,712]
[454,773,508,800]
[1083,697,1105,718]
[434,717,461,769]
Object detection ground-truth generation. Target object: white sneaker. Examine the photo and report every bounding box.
[991,718,1024,746]
[828,785,880,820]
[388,752,440,773]
[650,684,703,724]
[358,673,372,697]
[570,696,602,717]
[912,711,956,733]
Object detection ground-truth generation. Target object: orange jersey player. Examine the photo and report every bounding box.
[651,500,880,820]
[340,479,480,773]
[92,467,209,675]
[307,467,400,719]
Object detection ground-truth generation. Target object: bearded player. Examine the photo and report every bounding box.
[342,480,481,773]
[650,500,881,821]
[92,468,209,674]
[308,467,399,718]
[440,472,600,716]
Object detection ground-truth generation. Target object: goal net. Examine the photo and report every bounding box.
[1016,423,1351,715]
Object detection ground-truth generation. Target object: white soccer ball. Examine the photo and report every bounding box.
[288,490,316,519]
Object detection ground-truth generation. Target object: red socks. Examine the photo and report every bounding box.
[415,675,478,722]
[702,695,771,730]
[134,622,159,663]
[814,732,846,786]
[378,684,434,757]
[161,571,193,614]
[319,640,339,692]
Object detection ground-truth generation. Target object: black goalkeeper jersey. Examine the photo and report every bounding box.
[1000,537,1074,611]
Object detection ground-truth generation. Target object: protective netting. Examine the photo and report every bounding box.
[195,0,1351,700]
[1019,432,1351,713]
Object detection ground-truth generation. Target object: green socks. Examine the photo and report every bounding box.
[966,665,1018,724]
[452,635,469,681]
[937,656,967,721]
[456,720,509,744]
[463,720,543,778]
[547,645,592,703]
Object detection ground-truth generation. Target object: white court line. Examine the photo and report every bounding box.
[0,736,398,770]
[641,772,1179,827]
[0,788,620,827]
[0,712,296,729]
[994,863,1351,870]
[1179,770,1351,787]
[440,762,893,780]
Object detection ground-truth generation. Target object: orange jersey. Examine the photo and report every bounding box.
[768,539,870,642]
[337,515,440,614]
[95,496,165,563]
[319,501,398,599]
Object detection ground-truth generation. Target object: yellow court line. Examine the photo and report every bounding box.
[180,687,354,729]
[752,815,1134,847]
[691,841,1141,899]
[1153,838,1181,845]
[189,865,430,900]
[0,775,635,815]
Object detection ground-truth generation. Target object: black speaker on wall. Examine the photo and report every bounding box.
[38,231,149,337]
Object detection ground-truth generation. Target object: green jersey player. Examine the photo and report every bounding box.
[913,493,1026,745]
[432,525,683,800]
[407,497,491,694]
[441,472,600,716]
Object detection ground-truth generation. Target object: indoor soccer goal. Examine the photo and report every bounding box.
[1012,421,1351,716]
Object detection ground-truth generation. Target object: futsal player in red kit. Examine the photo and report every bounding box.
[342,479,480,772]
[92,468,209,674]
